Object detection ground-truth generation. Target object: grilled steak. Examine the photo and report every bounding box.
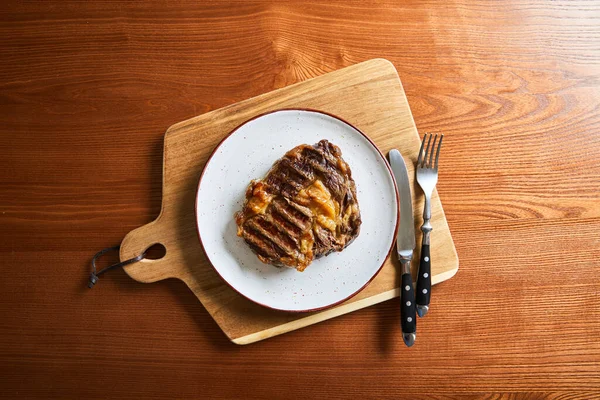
[235,140,361,271]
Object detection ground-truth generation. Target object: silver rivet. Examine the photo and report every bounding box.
[424,256,429,262]
[406,301,411,306]
[407,317,413,322]
[405,285,410,291]
[423,273,429,278]
[422,289,428,294]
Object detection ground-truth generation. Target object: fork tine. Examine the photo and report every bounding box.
[428,134,438,167]
[417,133,427,168]
[434,134,444,169]
[423,133,433,168]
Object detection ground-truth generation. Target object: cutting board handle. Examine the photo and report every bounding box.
[119,218,173,283]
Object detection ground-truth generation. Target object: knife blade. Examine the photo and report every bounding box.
[389,149,417,347]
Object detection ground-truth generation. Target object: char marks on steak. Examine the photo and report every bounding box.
[235,140,361,271]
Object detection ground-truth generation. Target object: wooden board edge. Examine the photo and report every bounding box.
[120,217,173,283]
[231,264,458,345]
[120,125,170,282]
[163,58,397,137]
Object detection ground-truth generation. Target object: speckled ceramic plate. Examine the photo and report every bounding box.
[195,109,399,312]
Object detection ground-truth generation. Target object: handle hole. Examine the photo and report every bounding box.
[144,243,166,260]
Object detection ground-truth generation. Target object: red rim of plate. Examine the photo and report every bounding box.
[194,108,400,313]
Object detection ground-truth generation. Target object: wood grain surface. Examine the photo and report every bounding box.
[1,1,599,399]
[119,59,459,344]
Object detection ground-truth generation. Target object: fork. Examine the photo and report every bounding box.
[415,133,443,317]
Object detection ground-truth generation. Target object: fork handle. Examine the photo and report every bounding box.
[416,243,431,316]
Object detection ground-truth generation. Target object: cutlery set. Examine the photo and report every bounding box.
[389,133,443,347]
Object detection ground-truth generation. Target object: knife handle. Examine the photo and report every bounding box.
[401,272,416,346]
[416,243,431,316]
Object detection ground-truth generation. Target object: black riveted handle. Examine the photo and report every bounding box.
[416,243,431,316]
[401,272,416,346]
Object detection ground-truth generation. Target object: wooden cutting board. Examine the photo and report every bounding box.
[120,59,459,344]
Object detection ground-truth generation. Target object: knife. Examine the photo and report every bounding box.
[389,149,417,347]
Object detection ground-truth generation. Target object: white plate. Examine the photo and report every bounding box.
[195,109,399,312]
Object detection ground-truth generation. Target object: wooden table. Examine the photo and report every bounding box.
[1,1,599,398]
